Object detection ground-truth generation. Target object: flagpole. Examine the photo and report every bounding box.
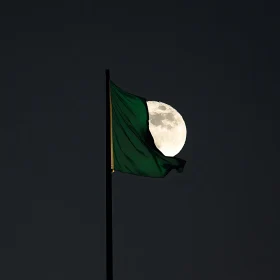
[105,69,113,280]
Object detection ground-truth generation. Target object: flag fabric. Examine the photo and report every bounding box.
[110,81,186,178]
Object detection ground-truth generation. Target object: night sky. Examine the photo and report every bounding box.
[0,1,278,279]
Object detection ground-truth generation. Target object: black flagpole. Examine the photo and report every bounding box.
[105,69,113,280]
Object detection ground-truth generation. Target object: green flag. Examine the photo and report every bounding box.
[110,81,186,178]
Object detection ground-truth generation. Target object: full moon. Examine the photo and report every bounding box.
[147,101,187,157]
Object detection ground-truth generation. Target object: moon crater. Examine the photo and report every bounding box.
[149,112,178,129]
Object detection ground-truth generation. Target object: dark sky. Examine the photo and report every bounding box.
[0,0,278,279]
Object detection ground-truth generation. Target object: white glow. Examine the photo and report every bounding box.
[147,101,187,157]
